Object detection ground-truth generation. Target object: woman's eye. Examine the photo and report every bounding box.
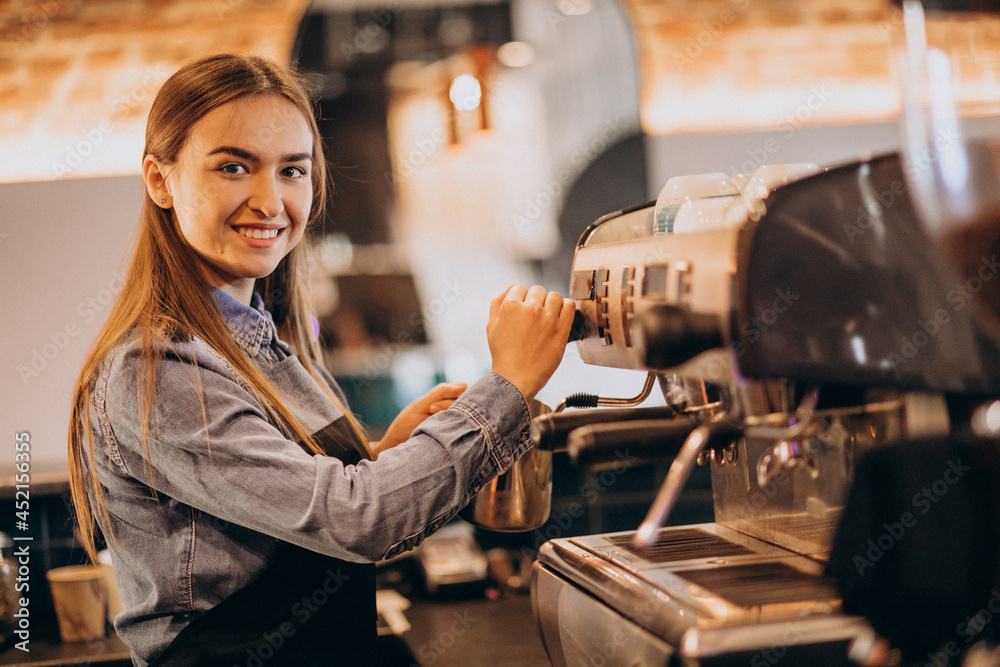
[282,166,307,178]
[220,163,247,175]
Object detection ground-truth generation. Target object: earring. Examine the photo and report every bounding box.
[161,198,166,204]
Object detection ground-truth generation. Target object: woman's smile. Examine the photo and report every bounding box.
[233,226,282,241]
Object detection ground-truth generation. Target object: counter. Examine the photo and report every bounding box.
[400,592,549,666]
[0,591,548,667]
[0,629,130,667]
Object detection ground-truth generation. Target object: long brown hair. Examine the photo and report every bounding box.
[68,54,366,561]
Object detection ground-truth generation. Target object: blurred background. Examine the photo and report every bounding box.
[6,0,1000,477]
[2,1,1000,659]
[3,0,1000,550]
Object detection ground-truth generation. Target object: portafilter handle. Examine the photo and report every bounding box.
[567,309,590,343]
[633,419,742,552]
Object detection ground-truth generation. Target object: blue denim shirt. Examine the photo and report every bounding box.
[85,289,532,665]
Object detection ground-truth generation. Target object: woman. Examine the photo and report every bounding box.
[68,54,574,666]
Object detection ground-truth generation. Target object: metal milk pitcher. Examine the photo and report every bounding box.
[460,400,552,532]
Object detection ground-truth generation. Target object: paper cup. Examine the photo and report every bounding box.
[97,550,125,624]
[46,565,107,642]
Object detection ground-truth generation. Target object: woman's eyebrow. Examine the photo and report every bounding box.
[208,146,257,161]
[207,146,313,163]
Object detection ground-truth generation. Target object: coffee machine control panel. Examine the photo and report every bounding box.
[569,203,740,376]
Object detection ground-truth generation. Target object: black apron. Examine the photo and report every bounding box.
[149,419,378,666]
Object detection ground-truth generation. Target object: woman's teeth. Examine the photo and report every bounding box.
[235,227,279,240]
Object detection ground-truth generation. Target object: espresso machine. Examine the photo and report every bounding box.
[526,147,1000,666]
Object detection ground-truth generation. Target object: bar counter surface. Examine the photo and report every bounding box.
[0,630,131,667]
[0,590,549,667]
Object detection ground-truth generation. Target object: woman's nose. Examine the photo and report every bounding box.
[249,175,284,218]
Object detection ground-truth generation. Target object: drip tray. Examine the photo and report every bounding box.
[676,561,840,607]
[603,527,753,562]
[537,532,865,665]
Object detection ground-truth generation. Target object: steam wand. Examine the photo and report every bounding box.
[554,372,657,413]
[632,418,741,551]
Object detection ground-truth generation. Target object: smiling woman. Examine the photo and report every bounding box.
[65,53,575,667]
[143,94,315,303]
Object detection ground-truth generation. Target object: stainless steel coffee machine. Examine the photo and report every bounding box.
[528,150,1000,667]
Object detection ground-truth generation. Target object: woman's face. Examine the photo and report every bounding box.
[156,94,315,303]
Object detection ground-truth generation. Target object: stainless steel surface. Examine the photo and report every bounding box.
[532,157,993,665]
[459,400,552,532]
[712,391,949,559]
[533,526,866,666]
[570,204,740,384]
[532,563,674,667]
[633,424,728,551]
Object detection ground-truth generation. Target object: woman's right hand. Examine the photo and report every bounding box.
[487,284,576,403]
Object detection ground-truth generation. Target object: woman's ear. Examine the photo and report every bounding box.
[142,155,172,209]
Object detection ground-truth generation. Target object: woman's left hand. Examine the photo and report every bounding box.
[375,382,468,456]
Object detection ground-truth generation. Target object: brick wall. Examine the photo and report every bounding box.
[3,1,999,180]
[621,0,1000,134]
[0,0,310,183]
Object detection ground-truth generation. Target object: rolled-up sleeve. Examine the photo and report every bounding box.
[101,342,532,563]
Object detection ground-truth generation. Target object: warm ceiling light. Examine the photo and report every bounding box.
[449,74,482,111]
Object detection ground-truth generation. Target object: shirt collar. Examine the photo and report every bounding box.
[213,287,275,356]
